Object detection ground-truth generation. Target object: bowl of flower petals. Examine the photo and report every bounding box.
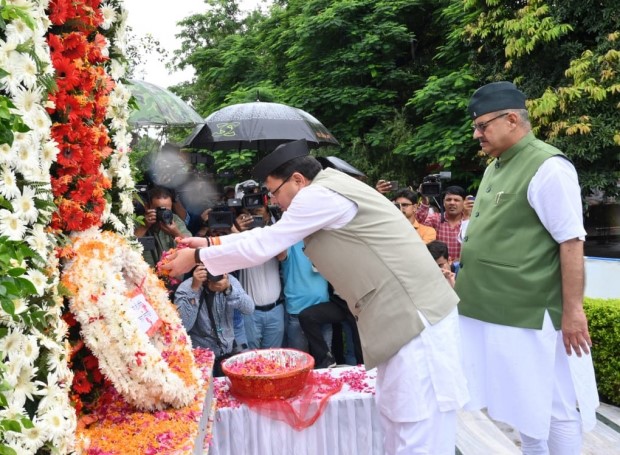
[221,348,315,400]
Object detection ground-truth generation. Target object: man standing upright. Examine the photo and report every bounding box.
[164,139,468,454]
[455,81,599,453]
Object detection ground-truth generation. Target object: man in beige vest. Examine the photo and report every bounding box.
[456,81,599,454]
[164,139,469,454]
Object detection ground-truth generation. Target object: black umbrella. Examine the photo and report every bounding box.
[183,102,338,150]
[317,156,366,178]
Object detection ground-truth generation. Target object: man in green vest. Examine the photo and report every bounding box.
[455,81,599,453]
[164,139,469,454]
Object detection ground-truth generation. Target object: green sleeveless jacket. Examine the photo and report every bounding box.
[455,133,566,329]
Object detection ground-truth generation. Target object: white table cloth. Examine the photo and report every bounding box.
[210,366,384,455]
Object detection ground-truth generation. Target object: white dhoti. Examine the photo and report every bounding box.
[459,312,599,440]
[375,308,469,454]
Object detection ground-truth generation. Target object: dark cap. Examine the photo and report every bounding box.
[468,81,527,119]
[252,139,309,181]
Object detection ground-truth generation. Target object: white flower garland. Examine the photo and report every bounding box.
[62,227,203,411]
[0,1,76,453]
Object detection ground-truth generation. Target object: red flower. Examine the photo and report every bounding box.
[48,0,70,25]
[73,370,93,394]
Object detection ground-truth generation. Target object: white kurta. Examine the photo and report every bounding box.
[459,156,599,438]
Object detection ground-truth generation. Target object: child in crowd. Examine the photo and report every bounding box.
[427,240,455,288]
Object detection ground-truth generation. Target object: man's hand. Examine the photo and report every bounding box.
[559,238,590,357]
[192,264,208,290]
[234,213,253,232]
[161,247,196,276]
[144,208,157,228]
[176,237,209,248]
[463,196,475,220]
[159,219,183,237]
[375,180,393,194]
[441,268,456,288]
[561,307,592,357]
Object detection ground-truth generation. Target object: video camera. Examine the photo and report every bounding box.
[207,203,236,230]
[420,172,451,198]
[233,180,268,210]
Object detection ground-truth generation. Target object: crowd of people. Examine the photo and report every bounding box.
[149,81,598,455]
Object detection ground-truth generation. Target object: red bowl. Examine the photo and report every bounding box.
[221,348,314,400]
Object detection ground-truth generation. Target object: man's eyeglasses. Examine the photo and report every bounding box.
[472,113,509,133]
[268,175,291,197]
[394,202,414,209]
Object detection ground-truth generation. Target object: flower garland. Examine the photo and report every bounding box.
[46,0,115,233]
[0,1,76,453]
[100,0,137,237]
[61,228,203,411]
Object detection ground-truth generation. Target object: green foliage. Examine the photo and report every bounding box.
[171,0,619,198]
[0,238,41,448]
[584,298,620,405]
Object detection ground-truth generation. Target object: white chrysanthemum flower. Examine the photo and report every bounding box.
[15,137,35,166]
[0,38,18,66]
[25,268,47,296]
[11,363,43,408]
[41,138,60,164]
[22,335,40,364]
[5,18,34,44]
[13,185,39,224]
[26,223,50,257]
[27,107,52,138]
[0,399,27,422]
[12,298,28,315]
[17,53,38,89]
[19,424,47,453]
[109,58,126,80]
[119,192,134,214]
[100,3,117,29]
[38,406,70,444]
[112,25,128,55]
[0,166,19,199]
[0,327,25,358]
[115,164,133,188]
[0,142,17,166]
[21,164,47,183]
[0,209,27,240]
[11,85,42,114]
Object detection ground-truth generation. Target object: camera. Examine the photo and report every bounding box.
[207,204,234,230]
[250,215,265,229]
[207,270,224,282]
[420,172,451,198]
[235,180,268,210]
[155,207,174,225]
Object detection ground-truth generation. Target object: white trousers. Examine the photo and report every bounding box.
[375,308,468,454]
[379,378,457,455]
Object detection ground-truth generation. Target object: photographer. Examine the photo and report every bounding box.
[135,186,191,268]
[174,265,254,377]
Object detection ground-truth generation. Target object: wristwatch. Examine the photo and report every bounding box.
[194,248,202,264]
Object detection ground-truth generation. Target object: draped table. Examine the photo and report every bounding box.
[209,366,384,455]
